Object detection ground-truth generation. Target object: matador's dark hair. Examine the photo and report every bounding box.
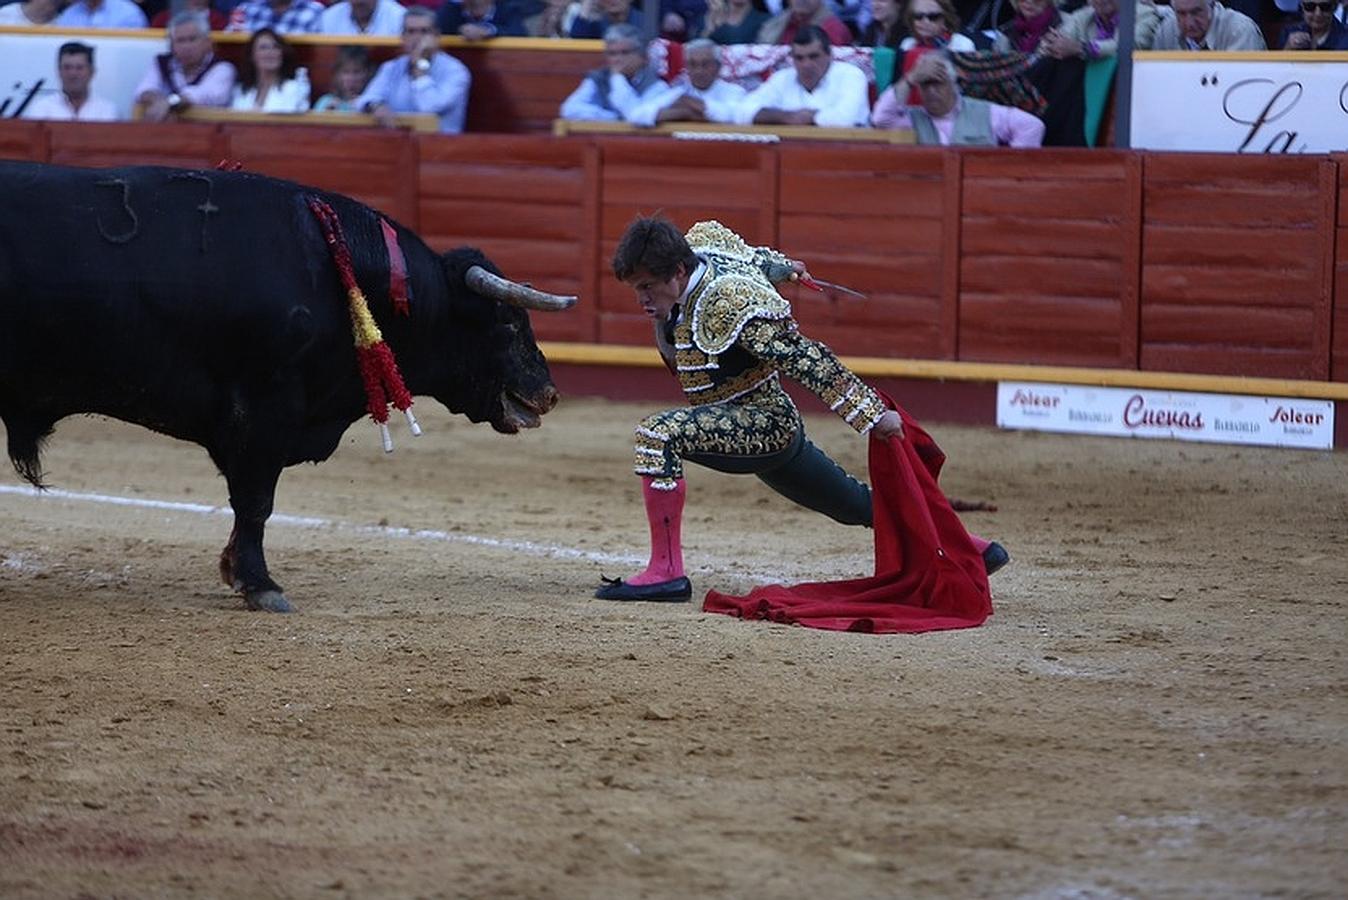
[611,215,698,281]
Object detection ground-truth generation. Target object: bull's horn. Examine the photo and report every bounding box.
[465,266,576,312]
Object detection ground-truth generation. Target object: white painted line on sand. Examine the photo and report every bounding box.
[0,483,644,568]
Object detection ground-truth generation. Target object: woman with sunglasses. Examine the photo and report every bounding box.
[895,0,974,104]
[1280,0,1348,48]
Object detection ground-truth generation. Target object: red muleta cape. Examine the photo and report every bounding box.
[703,401,993,633]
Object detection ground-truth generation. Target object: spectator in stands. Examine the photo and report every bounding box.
[0,0,60,25]
[628,37,747,126]
[354,5,472,133]
[901,0,975,55]
[231,27,311,112]
[736,26,871,127]
[152,0,229,30]
[135,11,237,122]
[314,45,373,110]
[559,22,666,120]
[858,0,907,48]
[1041,0,1162,58]
[438,0,528,37]
[23,42,120,122]
[872,51,1044,146]
[569,0,643,38]
[320,0,406,35]
[659,0,708,40]
[525,0,579,37]
[757,0,852,45]
[56,0,148,28]
[893,0,975,104]
[992,0,1064,53]
[1280,0,1348,48]
[703,0,769,44]
[990,0,1091,145]
[1151,0,1266,49]
[227,0,326,33]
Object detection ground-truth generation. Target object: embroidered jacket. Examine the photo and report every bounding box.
[671,221,887,434]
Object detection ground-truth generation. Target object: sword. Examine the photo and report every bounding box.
[767,262,867,299]
[795,274,867,299]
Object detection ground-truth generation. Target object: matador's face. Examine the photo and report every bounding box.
[625,265,687,322]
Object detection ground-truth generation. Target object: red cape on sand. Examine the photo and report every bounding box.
[703,402,993,633]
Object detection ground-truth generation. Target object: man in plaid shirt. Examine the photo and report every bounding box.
[227,0,327,33]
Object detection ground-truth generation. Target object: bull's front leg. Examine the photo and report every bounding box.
[224,464,290,613]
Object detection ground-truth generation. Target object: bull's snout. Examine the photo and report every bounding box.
[496,383,559,433]
[538,384,560,414]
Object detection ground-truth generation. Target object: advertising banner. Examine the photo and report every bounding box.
[0,29,166,122]
[996,382,1335,450]
[1130,52,1348,154]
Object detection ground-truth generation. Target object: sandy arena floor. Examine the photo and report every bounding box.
[1,395,1345,899]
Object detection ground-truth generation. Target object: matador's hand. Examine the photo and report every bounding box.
[870,410,905,442]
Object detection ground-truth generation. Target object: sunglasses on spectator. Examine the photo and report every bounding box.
[911,11,946,21]
[1302,1,1334,8]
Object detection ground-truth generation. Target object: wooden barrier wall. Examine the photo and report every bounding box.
[1,119,1343,385]
[1336,154,1348,383]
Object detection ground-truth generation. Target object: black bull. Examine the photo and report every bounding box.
[0,162,575,611]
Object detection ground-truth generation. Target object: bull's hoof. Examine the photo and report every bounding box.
[244,589,293,613]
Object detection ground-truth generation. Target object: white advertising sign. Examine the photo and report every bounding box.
[996,382,1335,451]
[1130,53,1348,154]
[0,30,166,122]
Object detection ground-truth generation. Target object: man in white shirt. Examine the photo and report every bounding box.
[54,0,147,28]
[629,39,747,127]
[24,42,119,122]
[735,26,871,128]
[559,23,667,122]
[320,0,406,36]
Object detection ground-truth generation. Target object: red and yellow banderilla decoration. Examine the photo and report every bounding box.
[307,197,420,453]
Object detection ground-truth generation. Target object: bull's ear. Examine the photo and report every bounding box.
[439,246,496,297]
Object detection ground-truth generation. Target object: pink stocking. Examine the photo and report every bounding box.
[627,477,686,585]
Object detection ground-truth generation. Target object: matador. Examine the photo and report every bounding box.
[597,216,1008,602]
